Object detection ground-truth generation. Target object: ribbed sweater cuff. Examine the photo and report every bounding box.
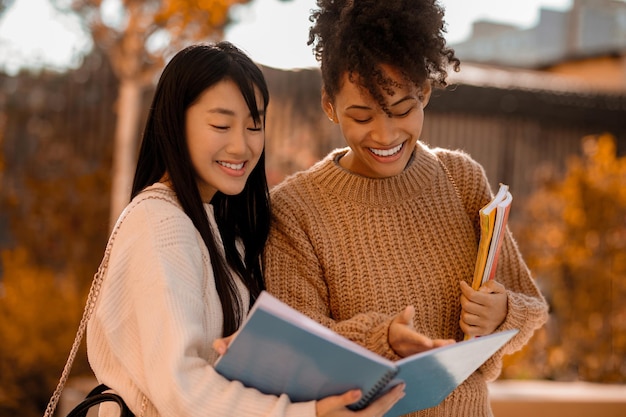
[367,316,401,361]
[499,290,548,352]
[285,401,317,417]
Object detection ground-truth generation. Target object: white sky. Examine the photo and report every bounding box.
[0,0,574,74]
[225,0,573,69]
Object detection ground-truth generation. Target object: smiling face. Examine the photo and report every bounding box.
[323,65,431,179]
[186,78,265,202]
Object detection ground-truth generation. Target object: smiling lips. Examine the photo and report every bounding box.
[369,142,403,157]
[217,161,245,170]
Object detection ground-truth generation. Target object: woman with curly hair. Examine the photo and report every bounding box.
[264,1,549,416]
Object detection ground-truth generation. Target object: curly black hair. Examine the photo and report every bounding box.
[308,0,460,113]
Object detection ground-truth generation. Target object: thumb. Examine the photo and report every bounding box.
[396,305,415,326]
[212,333,236,356]
[479,280,505,294]
[337,389,362,407]
[316,389,362,415]
[212,338,228,356]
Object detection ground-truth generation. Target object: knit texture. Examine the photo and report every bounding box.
[87,183,315,417]
[264,143,549,417]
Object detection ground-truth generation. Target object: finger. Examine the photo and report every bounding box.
[478,284,496,294]
[409,332,435,349]
[460,310,481,326]
[459,280,473,295]
[480,280,506,294]
[212,339,227,355]
[461,296,487,315]
[361,384,405,416]
[459,294,474,312]
[334,389,362,408]
[460,281,488,306]
[316,389,362,416]
[397,305,415,326]
[212,334,236,355]
[464,289,491,307]
[459,319,481,337]
[432,338,456,348]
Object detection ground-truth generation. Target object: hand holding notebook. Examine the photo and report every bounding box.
[215,291,518,416]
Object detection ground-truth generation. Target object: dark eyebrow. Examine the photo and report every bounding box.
[346,104,372,111]
[207,108,266,118]
[345,95,416,111]
[208,108,235,116]
[389,96,417,107]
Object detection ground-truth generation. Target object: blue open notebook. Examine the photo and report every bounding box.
[214,291,518,416]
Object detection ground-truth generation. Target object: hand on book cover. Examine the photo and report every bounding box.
[213,316,408,417]
[389,306,456,357]
[459,280,508,338]
[214,291,519,415]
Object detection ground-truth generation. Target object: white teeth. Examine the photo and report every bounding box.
[369,143,403,157]
[218,161,244,170]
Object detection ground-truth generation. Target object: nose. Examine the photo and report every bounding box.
[225,127,248,156]
[370,116,397,146]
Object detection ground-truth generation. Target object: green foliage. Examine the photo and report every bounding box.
[509,133,626,382]
[0,249,88,417]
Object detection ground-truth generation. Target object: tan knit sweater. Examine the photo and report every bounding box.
[264,143,549,417]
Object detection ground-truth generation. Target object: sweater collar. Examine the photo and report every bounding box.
[310,142,441,205]
[143,182,215,215]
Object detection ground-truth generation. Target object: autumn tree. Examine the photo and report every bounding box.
[0,249,87,417]
[59,0,257,228]
[509,133,626,382]
[0,60,117,416]
[0,111,111,417]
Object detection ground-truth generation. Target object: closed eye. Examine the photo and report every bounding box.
[211,125,229,131]
[393,107,414,118]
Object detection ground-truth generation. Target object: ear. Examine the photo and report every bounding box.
[421,81,433,108]
[321,89,337,123]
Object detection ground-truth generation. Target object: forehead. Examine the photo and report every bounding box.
[337,65,417,106]
[194,79,264,108]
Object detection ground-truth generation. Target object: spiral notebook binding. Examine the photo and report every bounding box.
[348,369,399,410]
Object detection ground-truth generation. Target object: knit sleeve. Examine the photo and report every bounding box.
[435,147,491,240]
[478,228,550,381]
[89,197,315,417]
[436,148,549,380]
[264,186,399,360]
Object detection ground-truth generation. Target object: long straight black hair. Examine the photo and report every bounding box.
[131,42,270,336]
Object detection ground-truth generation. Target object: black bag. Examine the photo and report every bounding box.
[65,384,135,417]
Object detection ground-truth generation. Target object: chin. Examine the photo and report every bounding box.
[219,186,247,196]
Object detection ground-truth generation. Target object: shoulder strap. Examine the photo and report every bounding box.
[43,190,175,417]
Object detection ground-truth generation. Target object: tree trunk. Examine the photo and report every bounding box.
[108,79,143,230]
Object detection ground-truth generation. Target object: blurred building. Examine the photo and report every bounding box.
[451,0,626,92]
[422,62,626,207]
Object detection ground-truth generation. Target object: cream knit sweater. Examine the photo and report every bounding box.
[87,183,315,417]
[264,143,549,417]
